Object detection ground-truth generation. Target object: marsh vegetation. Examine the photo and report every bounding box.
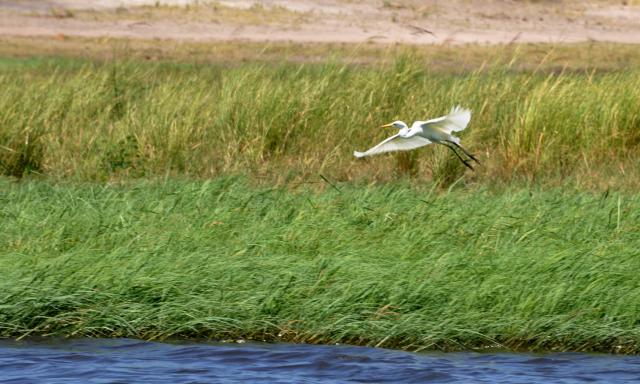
[1,43,639,352]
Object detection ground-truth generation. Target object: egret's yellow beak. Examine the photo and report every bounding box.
[380,123,394,128]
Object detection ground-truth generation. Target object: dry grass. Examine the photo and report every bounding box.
[2,36,640,70]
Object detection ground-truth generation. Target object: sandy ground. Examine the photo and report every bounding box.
[0,0,639,45]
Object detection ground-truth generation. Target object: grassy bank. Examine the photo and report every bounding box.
[1,53,639,188]
[1,179,639,352]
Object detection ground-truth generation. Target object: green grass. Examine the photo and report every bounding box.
[1,178,639,352]
[0,54,639,189]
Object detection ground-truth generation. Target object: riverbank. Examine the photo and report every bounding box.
[1,179,639,353]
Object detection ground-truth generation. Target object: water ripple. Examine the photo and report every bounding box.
[1,338,639,383]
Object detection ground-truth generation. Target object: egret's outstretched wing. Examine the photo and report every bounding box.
[354,134,431,158]
[418,105,471,134]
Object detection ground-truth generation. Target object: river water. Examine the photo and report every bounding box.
[1,338,639,383]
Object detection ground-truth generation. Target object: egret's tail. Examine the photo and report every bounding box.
[448,135,461,145]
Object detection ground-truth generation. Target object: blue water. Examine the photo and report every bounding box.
[1,338,639,383]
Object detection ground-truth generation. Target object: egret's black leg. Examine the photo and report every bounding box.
[442,142,474,171]
[447,140,480,164]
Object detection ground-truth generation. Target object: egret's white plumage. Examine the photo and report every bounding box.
[354,106,479,169]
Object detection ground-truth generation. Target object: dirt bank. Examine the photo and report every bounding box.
[1,0,639,45]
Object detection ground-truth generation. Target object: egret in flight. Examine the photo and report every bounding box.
[354,106,480,170]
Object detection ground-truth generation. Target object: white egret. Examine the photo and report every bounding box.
[353,106,480,170]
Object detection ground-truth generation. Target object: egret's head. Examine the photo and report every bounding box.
[380,120,407,130]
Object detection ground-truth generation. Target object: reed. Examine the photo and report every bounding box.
[1,179,639,352]
[0,55,638,188]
